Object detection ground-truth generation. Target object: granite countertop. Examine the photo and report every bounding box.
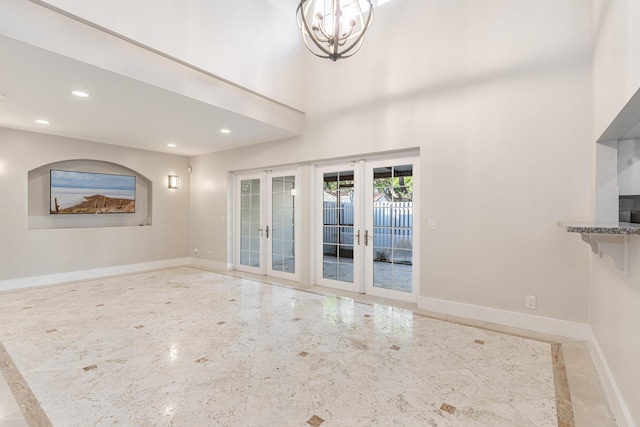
[558,221,640,235]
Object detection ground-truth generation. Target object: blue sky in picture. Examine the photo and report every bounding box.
[51,170,136,190]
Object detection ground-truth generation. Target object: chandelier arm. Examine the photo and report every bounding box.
[296,0,329,43]
[302,28,333,57]
[314,26,331,43]
[301,31,333,60]
[333,2,373,57]
[298,1,335,57]
[338,26,355,44]
[312,13,332,42]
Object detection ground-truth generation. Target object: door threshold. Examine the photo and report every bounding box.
[224,268,418,312]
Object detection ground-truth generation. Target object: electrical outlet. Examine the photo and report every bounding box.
[525,295,537,310]
[194,248,199,256]
[207,251,213,257]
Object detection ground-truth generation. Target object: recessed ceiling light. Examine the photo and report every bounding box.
[220,129,231,134]
[35,119,50,125]
[167,143,177,147]
[72,90,90,98]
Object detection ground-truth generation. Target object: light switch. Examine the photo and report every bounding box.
[428,218,437,230]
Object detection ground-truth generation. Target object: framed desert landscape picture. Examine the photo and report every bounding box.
[50,169,136,214]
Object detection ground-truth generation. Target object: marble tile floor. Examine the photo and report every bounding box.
[0,267,617,427]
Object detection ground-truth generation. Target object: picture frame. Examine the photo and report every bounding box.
[50,169,136,214]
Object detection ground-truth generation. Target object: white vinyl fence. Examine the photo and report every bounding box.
[323,201,413,264]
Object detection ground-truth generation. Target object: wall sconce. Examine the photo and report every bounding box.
[168,175,179,189]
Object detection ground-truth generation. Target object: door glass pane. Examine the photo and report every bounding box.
[323,171,354,283]
[372,165,413,292]
[240,178,260,268]
[271,175,296,273]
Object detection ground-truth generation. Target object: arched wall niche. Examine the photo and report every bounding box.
[28,159,153,230]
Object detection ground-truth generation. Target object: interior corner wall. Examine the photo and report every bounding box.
[0,127,191,283]
[590,1,640,425]
[190,0,592,324]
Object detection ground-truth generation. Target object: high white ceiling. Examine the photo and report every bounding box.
[0,35,301,157]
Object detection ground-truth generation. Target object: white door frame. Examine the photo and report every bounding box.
[363,157,419,303]
[314,163,362,293]
[233,169,300,281]
[234,172,265,275]
[313,156,419,303]
[266,169,300,281]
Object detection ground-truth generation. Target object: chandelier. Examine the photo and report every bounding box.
[297,0,374,61]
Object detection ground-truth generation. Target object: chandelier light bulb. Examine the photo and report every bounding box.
[297,0,374,61]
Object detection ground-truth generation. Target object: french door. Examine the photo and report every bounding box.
[235,169,298,280]
[316,164,362,292]
[364,159,417,301]
[315,158,418,302]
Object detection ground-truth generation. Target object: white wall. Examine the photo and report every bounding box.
[0,127,191,283]
[37,0,306,111]
[592,0,640,139]
[591,1,640,425]
[191,0,592,324]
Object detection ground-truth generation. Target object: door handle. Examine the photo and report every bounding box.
[365,230,369,246]
[355,229,361,245]
[258,226,263,237]
[265,225,270,239]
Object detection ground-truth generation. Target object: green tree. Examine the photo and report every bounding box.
[374,176,413,202]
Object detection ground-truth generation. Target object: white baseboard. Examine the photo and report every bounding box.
[417,296,591,341]
[588,331,636,427]
[0,258,192,292]
[0,258,232,293]
[189,257,233,271]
